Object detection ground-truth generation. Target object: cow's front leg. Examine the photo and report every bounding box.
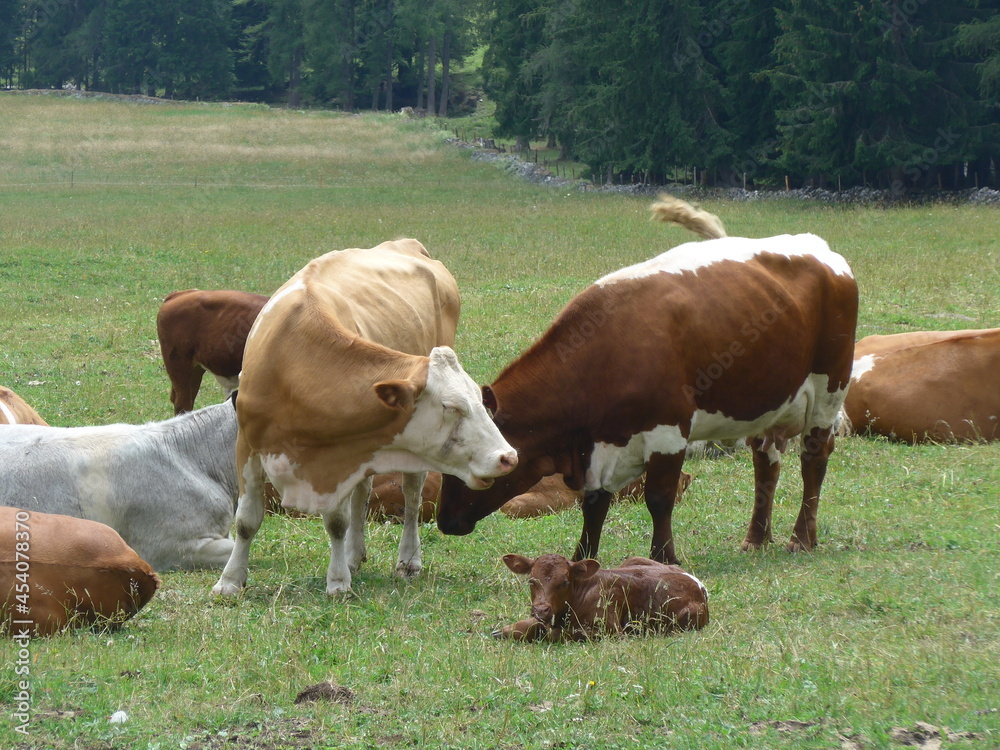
[395,471,427,578]
[323,502,353,596]
[644,451,687,564]
[212,443,265,597]
[575,489,612,561]
[742,438,780,551]
[493,618,549,641]
[346,477,373,573]
[790,426,834,552]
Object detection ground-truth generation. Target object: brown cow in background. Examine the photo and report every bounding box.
[0,387,47,426]
[1,508,159,636]
[496,553,709,642]
[844,328,1000,443]
[156,289,268,414]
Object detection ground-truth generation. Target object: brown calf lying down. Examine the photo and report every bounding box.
[156,289,269,414]
[844,328,1000,442]
[1,508,160,636]
[496,553,708,642]
[0,386,47,426]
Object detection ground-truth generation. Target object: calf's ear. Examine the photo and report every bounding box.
[374,380,419,413]
[502,554,534,575]
[482,385,498,417]
[570,559,600,581]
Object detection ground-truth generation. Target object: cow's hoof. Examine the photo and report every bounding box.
[394,561,421,578]
[211,580,242,597]
[739,539,767,552]
[786,538,815,553]
[325,581,353,597]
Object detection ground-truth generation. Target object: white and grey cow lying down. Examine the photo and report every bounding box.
[0,401,238,571]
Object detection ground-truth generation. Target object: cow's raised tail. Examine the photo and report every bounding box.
[649,195,727,240]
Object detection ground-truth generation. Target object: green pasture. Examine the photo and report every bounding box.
[0,94,997,750]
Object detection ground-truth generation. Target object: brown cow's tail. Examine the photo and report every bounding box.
[649,195,727,240]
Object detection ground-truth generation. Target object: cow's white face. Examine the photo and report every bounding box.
[375,347,517,487]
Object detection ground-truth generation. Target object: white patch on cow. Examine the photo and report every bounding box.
[678,569,708,599]
[213,373,240,396]
[850,353,880,382]
[246,279,305,344]
[260,451,352,515]
[77,455,116,525]
[596,234,853,288]
[587,424,687,491]
[0,400,17,424]
[585,373,847,491]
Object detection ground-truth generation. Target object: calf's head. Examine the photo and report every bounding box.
[503,553,600,626]
[381,347,517,488]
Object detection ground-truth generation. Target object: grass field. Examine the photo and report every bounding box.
[0,93,998,750]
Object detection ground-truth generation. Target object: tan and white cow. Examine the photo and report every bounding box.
[212,239,517,597]
[844,328,1000,442]
[0,387,47,426]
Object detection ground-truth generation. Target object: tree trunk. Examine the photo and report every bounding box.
[416,43,424,110]
[426,36,436,116]
[288,47,302,108]
[385,25,392,112]
[437,30,451,117]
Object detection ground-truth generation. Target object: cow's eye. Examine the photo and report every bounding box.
[559,581,570,589]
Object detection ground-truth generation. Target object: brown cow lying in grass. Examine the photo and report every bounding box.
[495,553,709,642]
[498,472,691,519]
[1,508,160,636]
[843,328,1000,443]
[0,386,47,426]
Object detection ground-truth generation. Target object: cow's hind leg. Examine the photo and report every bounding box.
[574,489,612,561]
[346,477,373,573]
[644,451,686,564]
[790,426,834,552]
[742,438,780,551]
[212,442,265,597]
[395,471,427,578]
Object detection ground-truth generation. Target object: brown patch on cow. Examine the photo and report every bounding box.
[294,681,356,705]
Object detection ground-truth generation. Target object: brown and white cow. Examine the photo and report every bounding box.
[212,239,517,597]
[437,197,859,564]
[157,289,269,414]
[843,328,1000,443]
[495,553,709,642]
[1,508,160,636]
[0,387,47,426]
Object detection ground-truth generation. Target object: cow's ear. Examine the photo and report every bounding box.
[374,380,418,412]
[482,385,498,417]
[570,559,600,581]
[503,554,534,575]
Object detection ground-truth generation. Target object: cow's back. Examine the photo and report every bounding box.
[566,235,857,435]
[0,507,160,635]
[845,328,1000,442]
